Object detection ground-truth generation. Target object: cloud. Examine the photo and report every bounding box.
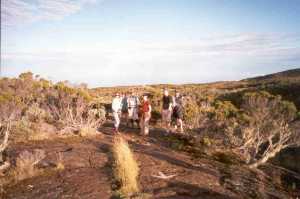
[1,0,98,27]
[3,33,300,61]
[2,33,300,86]
[132,33,300,56]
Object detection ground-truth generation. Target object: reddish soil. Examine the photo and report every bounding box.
[2,122,295,199]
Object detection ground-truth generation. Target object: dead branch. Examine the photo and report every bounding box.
[0,122,11,173]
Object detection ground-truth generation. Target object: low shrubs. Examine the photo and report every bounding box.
[13,149,46,181]
[55,152,65,171]
[25,103,48,122]
[0,122,10,175]
[183,98,202,129]
[178,90,299,168]
[0,73,106,141]
[239,91,297,168]
[201,91,298,168]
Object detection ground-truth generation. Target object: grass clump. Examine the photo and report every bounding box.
[55,152,65,171]
[112,135,139,197]
[14,149,45,181]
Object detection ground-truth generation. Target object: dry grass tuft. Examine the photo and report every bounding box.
[55,152,65,171]
[14,149,45,181]
[79,126,98,137]
[112,135,139,197]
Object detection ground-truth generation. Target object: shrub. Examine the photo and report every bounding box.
[201,91,299,168]
[297,111,300,120]
[55,152,64,171]
[13,119,30,139]
[25,103,47,122]
[14,149,45,181]
[0,93,23,122]
[112,136,139,197]
[183,99,201,129]
[0,122,11,175]
[19,72,33,80]
[48,91,106,134]
[212,100,239,120]
[236,91,297,168]
[201,136,213,147]
[78,126,98,137]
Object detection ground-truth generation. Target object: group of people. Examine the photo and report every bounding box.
[111,89,184,135]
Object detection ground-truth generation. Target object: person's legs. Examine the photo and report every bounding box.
[113,112,120,132]
[177,118,183,133]
[166,110,172,132]
[161,110,166,128]
[124,111,129,126]
[177,109,183,133]
[162,109,170,131]
[144,114,150,135]
[133,107,139,128]
[128,108,133,127]
[173,109,178,130]
[139,115,144,135]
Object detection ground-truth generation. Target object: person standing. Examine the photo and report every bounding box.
[121,93,129,126]
[161,89,173,132]
[127,92,140,128]
[140,94,152,135]
[112,93,122,133]
[173,91,184,133]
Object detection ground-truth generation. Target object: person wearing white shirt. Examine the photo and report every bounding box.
[112,93,122,133]
[127,92,140,128]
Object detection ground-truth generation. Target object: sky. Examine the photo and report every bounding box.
[1,0,300,87]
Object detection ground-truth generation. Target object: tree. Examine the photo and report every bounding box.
[19,72,33,80]
[238,91,298,168]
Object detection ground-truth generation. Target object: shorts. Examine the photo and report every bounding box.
[162,109,172,122]
[128,107,139,120]
[173,107,183,119]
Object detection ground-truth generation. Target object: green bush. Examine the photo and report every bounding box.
[212,100,239,120]
[0,72,106,140]
[183,99,201,129]
[297,111,300,120]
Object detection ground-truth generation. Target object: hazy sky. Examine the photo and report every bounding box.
[1,0,300,87]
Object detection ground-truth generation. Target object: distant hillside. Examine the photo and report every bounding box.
[92,68,300,109]
[243,68,300,83]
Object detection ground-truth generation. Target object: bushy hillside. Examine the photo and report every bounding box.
[0,72,106,142]
[1,69,300,198]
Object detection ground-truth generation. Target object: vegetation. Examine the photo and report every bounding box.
[0,122,10,175]
[112,135,139,197]
[13,149,46,181]
[0,72,106,142]
[1,69,300,198]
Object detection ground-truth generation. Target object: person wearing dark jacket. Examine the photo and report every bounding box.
[173,91,184,133]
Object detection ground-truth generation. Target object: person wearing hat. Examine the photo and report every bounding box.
[139,94,152,135]
[112,93,122,133]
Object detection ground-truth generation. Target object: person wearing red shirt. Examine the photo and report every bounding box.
[139,94,152,135]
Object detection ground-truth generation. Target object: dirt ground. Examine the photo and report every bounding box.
[2,122,296,199]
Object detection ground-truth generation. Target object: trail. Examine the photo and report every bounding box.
[3,121,289,199]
